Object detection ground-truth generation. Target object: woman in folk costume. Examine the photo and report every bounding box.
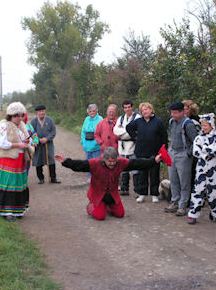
[187,113,216,224]
[0,102,32,222]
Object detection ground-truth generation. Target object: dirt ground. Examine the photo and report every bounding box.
[20,126,216,290]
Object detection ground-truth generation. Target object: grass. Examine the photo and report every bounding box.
[0,219,60,290]
[0,110,60,289]
[49,110,85,135]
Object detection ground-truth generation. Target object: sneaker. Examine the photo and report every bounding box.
[187,217,196,224]
[136,195,145,203]
[120,190,129,196]
[175,208,186,216]
[152,196,159,203]
[86,177,91,184]
[209,212,216,222]
[164,202,178,213]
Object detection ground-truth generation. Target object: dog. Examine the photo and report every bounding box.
[159,179,171,202]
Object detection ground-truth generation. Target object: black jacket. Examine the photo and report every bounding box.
[126,115,167,158]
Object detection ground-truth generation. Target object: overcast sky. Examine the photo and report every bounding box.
[0,0,194,94]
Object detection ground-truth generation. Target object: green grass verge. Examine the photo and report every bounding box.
[0,219,60,290]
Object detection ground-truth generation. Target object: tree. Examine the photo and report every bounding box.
[22,1,109,112]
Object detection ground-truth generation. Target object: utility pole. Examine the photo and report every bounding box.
[0,56,3,110]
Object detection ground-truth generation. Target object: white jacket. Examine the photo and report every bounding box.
[113,112,140,156]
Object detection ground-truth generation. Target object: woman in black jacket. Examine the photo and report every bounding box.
[126,102,167,203]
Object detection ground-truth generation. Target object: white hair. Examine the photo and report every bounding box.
[87,104,98,113]
[103,147,118,160]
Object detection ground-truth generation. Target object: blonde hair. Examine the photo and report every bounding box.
[182,99,199,116]
[139,102,155,114]
[107,104,118,112]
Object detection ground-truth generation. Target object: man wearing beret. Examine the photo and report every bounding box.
[165,101,197,216]
[31,105,61,184]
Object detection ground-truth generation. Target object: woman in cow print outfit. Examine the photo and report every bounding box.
[187,113,216,224]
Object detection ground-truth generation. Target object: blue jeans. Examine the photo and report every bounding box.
[85,150,101,160]
[85,150,101,178]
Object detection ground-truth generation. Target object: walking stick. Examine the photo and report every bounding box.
[45,142,51,183]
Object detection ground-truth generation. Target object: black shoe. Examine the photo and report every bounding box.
[38,179,44,184]
[50,179,61,184]
[209,212,216,222]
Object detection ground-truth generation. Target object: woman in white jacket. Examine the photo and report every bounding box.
[187,113,216,224]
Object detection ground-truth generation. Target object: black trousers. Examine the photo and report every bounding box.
[36,164,56,181]
[120,154,139,192]
[134,163,160,196]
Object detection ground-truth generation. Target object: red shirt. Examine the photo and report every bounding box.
[88,158,129,206]
[95,118,118,152]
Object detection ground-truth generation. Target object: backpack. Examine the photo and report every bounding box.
[120,112,137,126]
[169,117,200,152]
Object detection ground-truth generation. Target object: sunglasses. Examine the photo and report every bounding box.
[13,113,25,117]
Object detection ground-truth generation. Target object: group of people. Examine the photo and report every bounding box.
[79,100,216,224]
[0,99,215,224]
[0,102,60,222]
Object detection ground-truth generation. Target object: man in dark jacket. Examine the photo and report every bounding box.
[55,147,161,221]
[31,105,61,184]
[126,102,167,203]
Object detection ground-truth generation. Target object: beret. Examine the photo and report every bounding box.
[168,101,184,111]
[35,104,46,111]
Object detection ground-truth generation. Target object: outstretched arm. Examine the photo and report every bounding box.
[125,155,161,171]
[55,154,90,172]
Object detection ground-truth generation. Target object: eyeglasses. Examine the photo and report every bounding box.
[13,114,25,117]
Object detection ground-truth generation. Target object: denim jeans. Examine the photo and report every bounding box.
[85,150,101,178]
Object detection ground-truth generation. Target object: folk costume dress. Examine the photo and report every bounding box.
[0,120,29,217]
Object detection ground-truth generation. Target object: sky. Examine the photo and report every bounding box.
[0,0,195,94]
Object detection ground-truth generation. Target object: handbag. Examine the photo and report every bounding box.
[85,131,95,140]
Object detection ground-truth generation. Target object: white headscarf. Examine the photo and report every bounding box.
[6,102,26,115]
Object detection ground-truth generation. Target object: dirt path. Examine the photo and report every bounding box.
[20,126,216,290]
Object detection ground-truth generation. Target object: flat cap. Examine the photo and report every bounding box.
[168,101,184,111]
[35,104,46,111]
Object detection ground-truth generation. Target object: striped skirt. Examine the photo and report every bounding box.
[0,153,28,217]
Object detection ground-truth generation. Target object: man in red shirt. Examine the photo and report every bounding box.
[95,104,118,153]
[55,147,161,221]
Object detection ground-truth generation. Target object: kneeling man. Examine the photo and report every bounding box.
[55,147,161,221]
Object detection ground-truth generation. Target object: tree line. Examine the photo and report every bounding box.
[5,0,216,121]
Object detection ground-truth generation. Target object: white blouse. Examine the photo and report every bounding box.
[0,121,25,150]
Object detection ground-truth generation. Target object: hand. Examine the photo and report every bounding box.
[155,154,162,163]
[18,143,29,149]
[40,137,48,144]
[55,153,65,163]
